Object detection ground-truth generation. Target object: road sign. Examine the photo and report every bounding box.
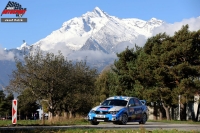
[12,99,17,124]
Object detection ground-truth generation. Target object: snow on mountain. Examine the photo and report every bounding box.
[33,7,109,51]
[17,41,30,50]
[121,17,163,37]
[32,7,164,54]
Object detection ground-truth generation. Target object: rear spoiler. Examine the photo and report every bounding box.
[140,100,146,105]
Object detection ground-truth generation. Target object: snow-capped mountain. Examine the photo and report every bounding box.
[32,7,163,54]
[17,41,30,50]
[0,7,164,89]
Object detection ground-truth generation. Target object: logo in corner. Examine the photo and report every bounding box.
[1,1,27,22]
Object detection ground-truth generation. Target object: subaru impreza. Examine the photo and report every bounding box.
[87,96,149,125]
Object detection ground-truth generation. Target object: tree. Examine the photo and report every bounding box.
[137,25,200,120]
[141,32,174,120]
[0,91,5,103]
[62,60,98,118]
[113,25,200,120]
[113,46,142,96]
[95,69,111,103]
[0,91,14,119]
[6,50,73,119]
[6,50,98,119]
[17,88,40,120]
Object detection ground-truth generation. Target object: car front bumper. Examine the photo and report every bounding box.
[88,113,122,122]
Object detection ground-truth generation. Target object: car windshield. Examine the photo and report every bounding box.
[101,99,128,106]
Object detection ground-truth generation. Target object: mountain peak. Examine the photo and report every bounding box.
[147,17,163,27]
[94,7,101,12]
[17,41,29,50]
[150,17,157,21]
[149,17,163,23]
[93,7,106,17]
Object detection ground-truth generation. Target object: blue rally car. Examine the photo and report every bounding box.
[87,96,149,125]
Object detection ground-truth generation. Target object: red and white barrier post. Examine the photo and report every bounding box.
[12,99,17,124]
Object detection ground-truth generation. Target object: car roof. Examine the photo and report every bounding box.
[106,96,135,101]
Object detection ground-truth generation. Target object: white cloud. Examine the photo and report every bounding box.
[112,35,148,53]
[67,50,117,62]
[0,46,15,61]
[47,43,73,56]
[153,16,200,36]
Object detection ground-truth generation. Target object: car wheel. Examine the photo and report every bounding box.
[139,113,147,124]
[120,113,128,125]
[90,121,99,125]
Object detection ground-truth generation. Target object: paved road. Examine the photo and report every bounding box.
[0,122,200,131]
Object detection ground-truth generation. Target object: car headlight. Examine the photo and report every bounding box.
[109,111,119,114]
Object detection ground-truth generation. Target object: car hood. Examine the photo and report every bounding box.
[91,105,125,111]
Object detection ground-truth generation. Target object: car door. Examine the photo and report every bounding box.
[133,98,143,120]
[128,98,136,120]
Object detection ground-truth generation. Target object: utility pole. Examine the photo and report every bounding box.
[186,96,188,121]
[178,95,181,120]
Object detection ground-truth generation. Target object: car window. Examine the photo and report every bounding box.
[102,99,127,106]
[128,98,135,106]
[134,98,142,106]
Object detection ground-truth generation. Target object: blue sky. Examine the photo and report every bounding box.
[0,0,199,49]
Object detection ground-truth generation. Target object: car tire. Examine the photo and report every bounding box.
[119,113,128,125]
[139,113,147,124]
[90,121,99,125]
